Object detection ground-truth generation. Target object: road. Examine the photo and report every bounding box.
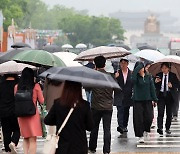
[1,107,180,154]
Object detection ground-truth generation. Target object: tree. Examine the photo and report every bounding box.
[0,0,28,31]
[58,15,125,46]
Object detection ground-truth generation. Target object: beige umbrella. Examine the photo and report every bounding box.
[53,52,82,66]
[74,46,131,61]
[0,61,36,75]
[149,55,180,80]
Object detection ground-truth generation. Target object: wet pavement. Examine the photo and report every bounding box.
[1,107,180,154]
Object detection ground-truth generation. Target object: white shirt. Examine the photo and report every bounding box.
[160,73,169,92]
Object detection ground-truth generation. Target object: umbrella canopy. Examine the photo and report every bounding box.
[0,61,36,75]
[74,46,131,61]
[117,44,131,51]
[11,50,66,67]
[0,48,30,64]
[149,55,180,80]
[137,44,156,50]
[134,49,165,62]
[43,45,61,53]
[40,66,120,89]
[11,42,31,48]
[61,44,73,49]
[53,52,82,66]
[75,43,87,49]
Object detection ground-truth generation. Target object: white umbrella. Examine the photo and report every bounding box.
[105,60,114,73]
[134,49,165,62]
[61,44,73,49]
[75,43,87,49]
[74,46,131,61]
[0,61,36,75]
[149,55,180,80]
[53,52,82,67]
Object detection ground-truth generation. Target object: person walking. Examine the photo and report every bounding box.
[84,61,95,103]
[0,74,20,154]
[89,56,113,154]
[132,61,158,143]
[14,68,44,154]
[44,81,93,154]
[114,58,133,134]
[155,62,179,135]
[145,62,156,128]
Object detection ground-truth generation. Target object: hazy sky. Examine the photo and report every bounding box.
[42,0,180,19]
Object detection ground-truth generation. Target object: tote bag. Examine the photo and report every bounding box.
[43,105,76,154]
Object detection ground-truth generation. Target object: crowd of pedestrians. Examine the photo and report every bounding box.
[0,55,179,154]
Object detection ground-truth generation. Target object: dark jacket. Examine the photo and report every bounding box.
[132,63,158,101]
[155,72,179,103]
[0,80,17,117]
[91,69,113,110]
[44,99,93,154]
[114,69,133,106]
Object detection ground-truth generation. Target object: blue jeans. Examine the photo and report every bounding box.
[85,91,92,104]
[117,106,130,129]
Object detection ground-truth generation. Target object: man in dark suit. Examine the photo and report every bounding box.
[114,58,133,134]
[155,62,179,135]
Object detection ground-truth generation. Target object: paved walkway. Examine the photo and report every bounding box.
[1,107,180,153]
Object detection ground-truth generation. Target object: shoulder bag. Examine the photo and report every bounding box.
[43,104,76,154]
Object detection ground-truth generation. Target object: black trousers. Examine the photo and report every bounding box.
[89,109,112,153]
[1,115,20,152]
[117,106,130,129]
[172,92,180,117]
[133,101,153,137]
[157,92,173,130]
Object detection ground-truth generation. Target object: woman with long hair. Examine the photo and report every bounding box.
[132,61,158,143]
[14,67,44,154]
[44,80,93,154]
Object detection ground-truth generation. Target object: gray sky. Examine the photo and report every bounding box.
[42,0,180,19]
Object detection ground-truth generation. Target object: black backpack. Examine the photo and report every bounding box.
[15,89,36,117]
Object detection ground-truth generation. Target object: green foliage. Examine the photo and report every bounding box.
[0,0,125,45]
[58,15,125,46]
[0,0,28,31]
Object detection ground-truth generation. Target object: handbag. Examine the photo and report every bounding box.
[14,89,36,117]
[40,104,48,138]
[43,104,76,154]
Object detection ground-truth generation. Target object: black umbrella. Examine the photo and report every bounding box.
[137,44,156,50]
[0,48,30,64]
[11,42,31,48]
[40,66,120,89]
[43,45,61,53]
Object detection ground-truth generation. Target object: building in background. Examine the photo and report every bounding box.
[109,11,179,33]
[130,15,169,49]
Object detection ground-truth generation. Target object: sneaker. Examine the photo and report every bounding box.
[9,143,17,154]
[138,137,144,143]
[173,116,178,121]
[157,129,163,136]
[123,127,128,132]
[143,131,150,140]
[88,149,96,153]
[165,129,171,135]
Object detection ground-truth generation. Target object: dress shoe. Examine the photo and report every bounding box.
[117,126,124,134]
[157,129,163,136]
